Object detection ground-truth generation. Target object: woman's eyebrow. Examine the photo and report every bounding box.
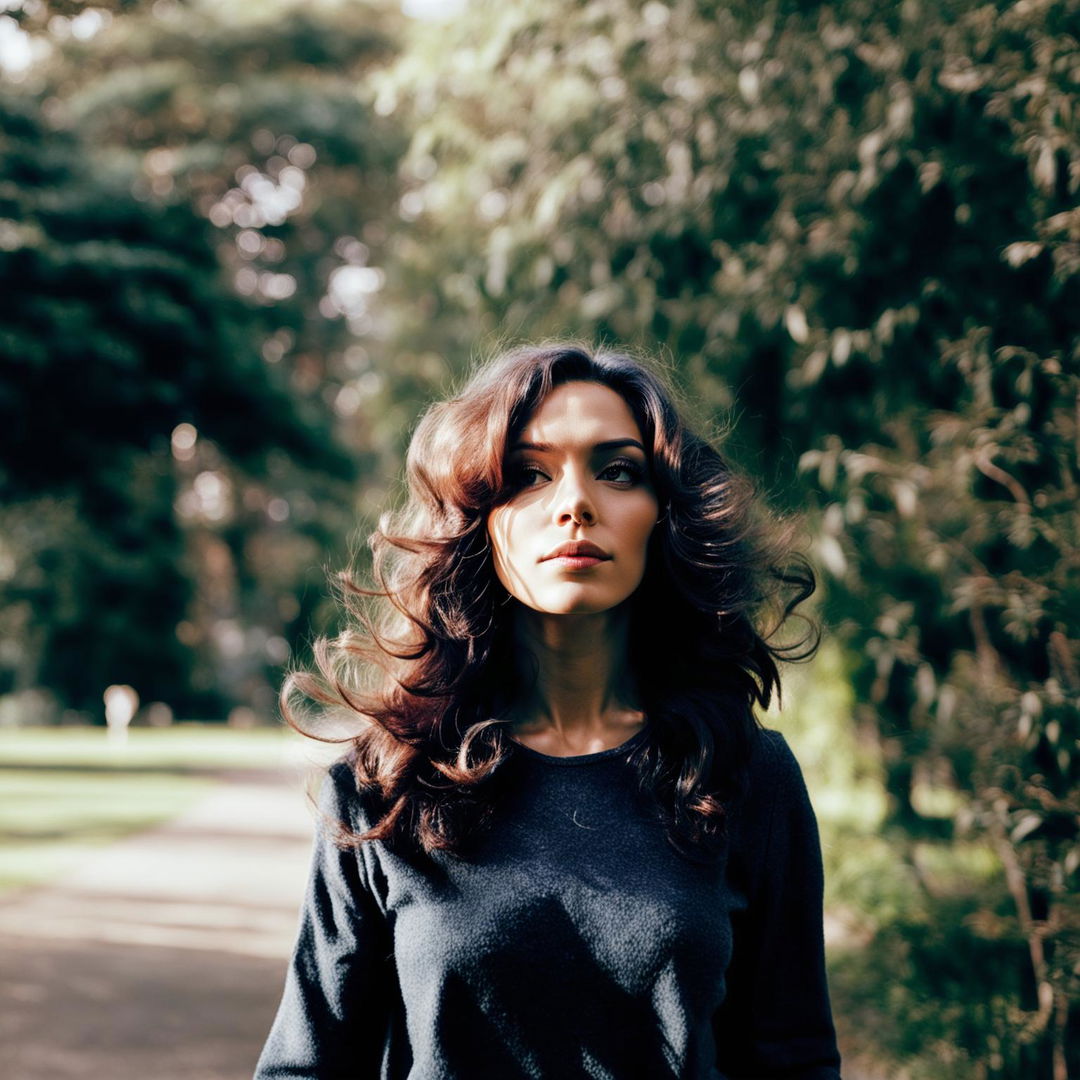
[510,438,647,454]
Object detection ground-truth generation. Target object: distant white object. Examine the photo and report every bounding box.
[104,684,139,747]
[401,0,466,20]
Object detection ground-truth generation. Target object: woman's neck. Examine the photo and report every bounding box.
[505,605,646,755]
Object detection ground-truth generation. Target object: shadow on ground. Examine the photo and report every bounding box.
[0,775,316,1080]
[1,934,289,1080]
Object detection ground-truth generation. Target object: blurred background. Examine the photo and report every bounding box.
[0,0,1076,1077]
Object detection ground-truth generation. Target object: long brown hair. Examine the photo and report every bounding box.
[287,342,817,860]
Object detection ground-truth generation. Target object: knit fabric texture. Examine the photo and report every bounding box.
[255,726,842,1079]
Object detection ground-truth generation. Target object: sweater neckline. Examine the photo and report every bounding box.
[509,724,650,766]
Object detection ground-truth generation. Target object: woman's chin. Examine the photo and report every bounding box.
[517,588,632,618]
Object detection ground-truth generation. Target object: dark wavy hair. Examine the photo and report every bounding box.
[286,342,817,861]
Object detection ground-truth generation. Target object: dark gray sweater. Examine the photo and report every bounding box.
[255,727,841,1079]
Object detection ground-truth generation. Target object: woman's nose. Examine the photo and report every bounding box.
[553,473,596,525]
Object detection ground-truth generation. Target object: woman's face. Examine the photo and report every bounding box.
[487,380,659,617]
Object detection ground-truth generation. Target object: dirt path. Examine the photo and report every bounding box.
[0,772,318,1080]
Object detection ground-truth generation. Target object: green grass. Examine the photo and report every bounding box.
[0,722,311,772]
[0,768,215,893]
[0,723,337,895]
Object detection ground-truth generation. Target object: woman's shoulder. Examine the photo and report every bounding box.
[316,751,383,832]
[745,725,803,785]
[734,725,815,834]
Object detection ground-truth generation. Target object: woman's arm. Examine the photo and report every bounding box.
[255,764,395,1080]
[712,730,842,1079]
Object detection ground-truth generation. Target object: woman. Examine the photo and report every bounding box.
[255,343,842,1079]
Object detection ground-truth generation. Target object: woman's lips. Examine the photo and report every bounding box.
[548,554,606,570]
[541,541,611,562]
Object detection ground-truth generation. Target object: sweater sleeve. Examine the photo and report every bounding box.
[712,730,842,1079]
[254,764,395,1080]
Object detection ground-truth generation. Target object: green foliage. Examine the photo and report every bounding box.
[830,891,1040,1080]
[376,0,1079,1072]
[1,0,409,721]
[53,0,403,388]
[0,89,354,716]
[44,0,411,707]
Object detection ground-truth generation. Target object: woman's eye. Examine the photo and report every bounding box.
[513,464,548,487]
[600,460,643,484]
[508,459,644,489]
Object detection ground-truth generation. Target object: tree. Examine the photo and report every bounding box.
[0,89,354,717]
[0,0,409,720]
[376,0,1079,1073]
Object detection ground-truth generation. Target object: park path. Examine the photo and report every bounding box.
[0,767,319,1080]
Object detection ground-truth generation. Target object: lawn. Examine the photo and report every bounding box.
[0,723,334,895]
